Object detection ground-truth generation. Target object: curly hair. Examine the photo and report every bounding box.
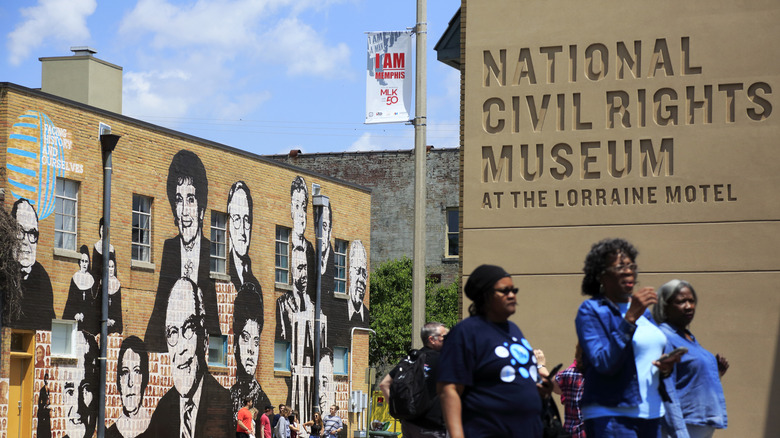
[581,238,638,296]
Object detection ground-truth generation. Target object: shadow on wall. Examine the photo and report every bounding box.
[765,320,780,436]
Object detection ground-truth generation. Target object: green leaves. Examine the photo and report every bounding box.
[368,257,459,373]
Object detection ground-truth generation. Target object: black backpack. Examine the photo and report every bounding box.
[388,349,431,420]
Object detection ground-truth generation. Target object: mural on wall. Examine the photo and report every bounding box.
[145,150,222,353]
[347,240,369,325]
[9,198,55,331]
[145,278,232,436]
[106,336,149,438]
[3,121,371,436]
[62,245,99,335]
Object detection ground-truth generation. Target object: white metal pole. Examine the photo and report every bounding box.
[411,0,427,349]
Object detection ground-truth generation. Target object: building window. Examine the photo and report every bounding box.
[334,239,348,294]
[446,208,459,257]
[208,335,227,366]
[210,211,227,274]
[275,226,291,284]
[334,347,349,375]
[55,178,79,250]
[132,195,152,262]
[274,341,291,371]
[51,320,77,356]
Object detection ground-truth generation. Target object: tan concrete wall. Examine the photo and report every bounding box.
[460,1,780,436]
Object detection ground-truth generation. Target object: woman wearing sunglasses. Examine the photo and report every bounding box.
[438,264,552,438]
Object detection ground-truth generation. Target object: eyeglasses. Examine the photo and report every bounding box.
[605,263,638,273]
[165,317,199,347]
[231,214,251,230]
[494,287,519,295]
[18,226,39,244]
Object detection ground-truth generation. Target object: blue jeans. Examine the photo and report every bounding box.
[585,416,661,438]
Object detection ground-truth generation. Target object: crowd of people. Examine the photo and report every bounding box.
[376,237,729,438]
[235,402,344,438]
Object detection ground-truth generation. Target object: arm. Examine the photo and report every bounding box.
[576,300,636,375]
[438,382,465,438]
[716,354,729,378]
[379,374,393,399]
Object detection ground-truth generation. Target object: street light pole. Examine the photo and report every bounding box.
[411,0,427,349]
[98,133,120,438]
[312,186,329,415]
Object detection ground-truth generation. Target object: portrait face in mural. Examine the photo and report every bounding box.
[108,258,116,278]
[233,282,263,379]
[292,246,308,298]
[315,203,333,256]
[117,336,149,417]
[167,150,208,246]
[36,345,45,367]
[349,241,368,311]
[62,331,98,438]
[290,176,308,237]
[228,181,253,259]
[165,278,207,398]
[318,351,335,413]
[13,198,39,270]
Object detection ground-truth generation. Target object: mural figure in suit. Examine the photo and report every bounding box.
[231,283,272,428]
[37,372,51,438]
[9,198,55,331]
[227,181,261,292]
[62,245,99,335]
[107,336,150,438]
[145,150,221,353]
[91,217,115,295]
[144,277,231,437]
[290,176,317,301]
[347,240,369,325]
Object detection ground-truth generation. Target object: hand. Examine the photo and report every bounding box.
[533,349,546,368]
[653,351,683,376]
[625,287,657,324]
[716,353,729,377]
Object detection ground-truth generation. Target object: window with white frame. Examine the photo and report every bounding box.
[445,208,459,257]
[274,341,291,371]
[334,347,349,375]
[210,211,227,273]
[55,178,79,251]
[275,226,291,284]
[334,239,348,294]
[132,195,152,262]
[208,335,227,366]
[51,320,77,356]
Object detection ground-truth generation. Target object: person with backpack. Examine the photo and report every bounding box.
[379,322,449,438]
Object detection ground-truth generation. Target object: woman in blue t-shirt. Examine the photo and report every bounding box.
[575,238,682,438]
[438,264,551,438]
[653,280,729,438]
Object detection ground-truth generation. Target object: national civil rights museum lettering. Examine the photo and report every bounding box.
[475,36,774,210]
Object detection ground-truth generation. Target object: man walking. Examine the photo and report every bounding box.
[237,397,254,438]
[323,404,343,438]
[260,405,274,438]
[379,322,449,438]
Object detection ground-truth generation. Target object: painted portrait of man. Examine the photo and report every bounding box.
[60,331,99,438]
[348,240,368,324]
[145,150,221,353]
[145,277,231,437]
[9,198,55,331]
[227,181,261,293]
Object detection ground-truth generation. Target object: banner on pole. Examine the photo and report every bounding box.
[365,31,413,124]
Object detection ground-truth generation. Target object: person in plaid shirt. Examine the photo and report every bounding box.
[554,345,585,438]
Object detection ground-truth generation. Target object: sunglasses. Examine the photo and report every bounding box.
[494,287,519,295]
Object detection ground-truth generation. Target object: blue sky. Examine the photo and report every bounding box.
[0,0,461,155]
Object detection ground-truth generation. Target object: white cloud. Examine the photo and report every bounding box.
[6,0,96,65]
[348,131,410,152]
[260,17,351,77]
[123,70,192,119]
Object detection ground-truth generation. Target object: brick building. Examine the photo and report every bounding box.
[1,55,372,437]
[268,148,460,286]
